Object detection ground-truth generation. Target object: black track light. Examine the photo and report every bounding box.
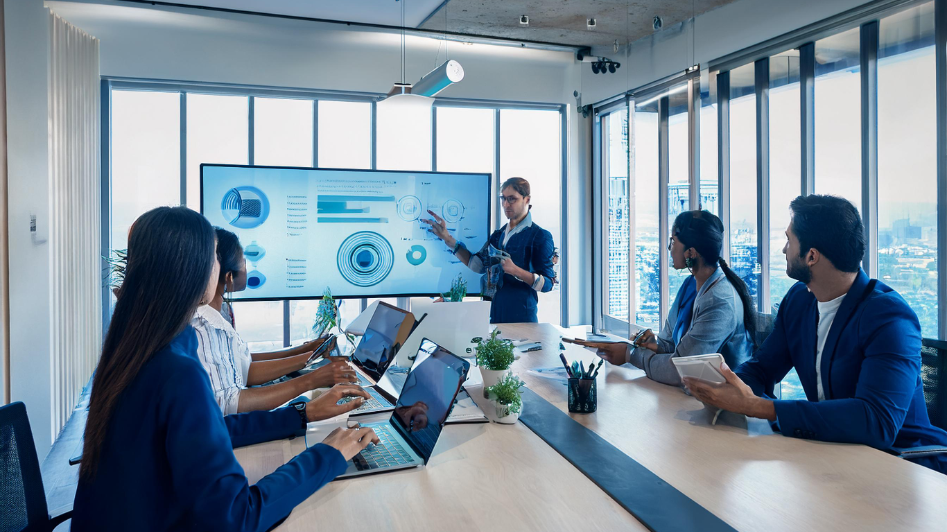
[591,62,600,74]
[608,63,616,73]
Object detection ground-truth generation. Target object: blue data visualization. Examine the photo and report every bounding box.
[200,164,491,300]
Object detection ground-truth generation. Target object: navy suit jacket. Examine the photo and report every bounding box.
[737,270,947,474]
[72,326,347,531]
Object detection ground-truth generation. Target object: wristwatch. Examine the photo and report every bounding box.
[452,240,464,254]
[291,401,308,429]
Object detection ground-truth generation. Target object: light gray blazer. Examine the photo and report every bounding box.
[625,267,753,386]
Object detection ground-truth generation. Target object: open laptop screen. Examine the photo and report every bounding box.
[352,302,407,380]
[390,339,469,463]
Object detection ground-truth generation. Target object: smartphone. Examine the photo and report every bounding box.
[307,336,338,365]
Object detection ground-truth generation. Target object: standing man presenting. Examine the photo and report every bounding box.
[423,177,556,323]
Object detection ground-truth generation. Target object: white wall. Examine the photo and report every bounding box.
[580,0,874,104]
[5,0,52,457]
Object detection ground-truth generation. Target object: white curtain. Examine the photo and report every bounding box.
[48,11,100,433]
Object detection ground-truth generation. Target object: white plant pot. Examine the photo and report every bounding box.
[495,402,521,424]
[480,367,510,398]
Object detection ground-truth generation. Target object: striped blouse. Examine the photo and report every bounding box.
[191,305,252,415]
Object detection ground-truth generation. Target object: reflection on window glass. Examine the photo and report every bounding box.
[699,71,719,215]
[111,90,180,252]
[186,93,248,211]
[254,97,313,167]
[500,109,562,325]
[318,101,371,169]
[878,3,938,337]
[769,51,801,314]
[290,298,362,345]
[634,102,660,328]
[605,109,629,321]
[814,27,861,209]
[231,301,285,352]
[377,98,432,171]
[729,63,759,304]
[668,86,690,311]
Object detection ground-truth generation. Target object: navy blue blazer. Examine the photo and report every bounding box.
[474,216,556,324]
[72,326,347,531]
[737,270,947,474]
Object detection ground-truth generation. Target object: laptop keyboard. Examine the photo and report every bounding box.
[352,425,414,471]
[337,387,392,413]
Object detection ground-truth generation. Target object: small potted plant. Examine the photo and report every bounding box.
[486,373,525,424]
[475,329,515,397]
[441,273,467,302]
[311,288,355,353]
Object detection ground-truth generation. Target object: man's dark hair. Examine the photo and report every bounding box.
[789,194,865,273]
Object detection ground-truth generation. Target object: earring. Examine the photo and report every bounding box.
[685,257,696,270]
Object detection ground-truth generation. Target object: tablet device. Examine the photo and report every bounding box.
[670,354,726,384]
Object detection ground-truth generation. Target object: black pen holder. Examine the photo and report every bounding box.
[567,378,597,413]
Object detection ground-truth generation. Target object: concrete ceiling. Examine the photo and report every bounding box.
[118,0,741,49]
[420,0,739,48]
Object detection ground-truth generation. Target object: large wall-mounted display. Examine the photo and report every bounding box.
[201,164,491,300]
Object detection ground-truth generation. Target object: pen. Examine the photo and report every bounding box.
[559,353,573,377]
[579,361,585,377]
[590,359,604,379]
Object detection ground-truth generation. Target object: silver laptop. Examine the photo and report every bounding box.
[332,338,470,478]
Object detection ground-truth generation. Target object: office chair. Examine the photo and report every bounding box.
[753,312,775,347]
[887,339,947,461]
[0,402,72,532]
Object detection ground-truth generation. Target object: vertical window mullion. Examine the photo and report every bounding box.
[494,109,502,230]
[756,58,771,315]
[717,72,731,262]
[861,22,879,279]
[800,43,816,196]
[179,92,187,206]
[592,110,604,330]
[688,77,700,210]
[560,105,569,327]
[658,96,670,323]
[627,97,637,337]
[312,99,319,168]
[938,0,947,340]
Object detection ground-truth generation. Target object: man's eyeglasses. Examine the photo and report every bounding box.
[499,195,522,205]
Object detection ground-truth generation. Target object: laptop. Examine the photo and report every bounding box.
[329,338,470,479]
[408,300,491,359]
[338,302,418,415]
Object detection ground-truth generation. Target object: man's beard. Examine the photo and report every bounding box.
[787,254,812,284]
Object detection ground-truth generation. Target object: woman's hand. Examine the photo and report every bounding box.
[568,339,628,365]
[632,329,658,352]
[306,360,358,389]
[321,426,380,461]
[420,210,455,247]
[305,384,372,422]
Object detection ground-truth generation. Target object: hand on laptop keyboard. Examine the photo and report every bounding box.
[352,426,414,471]
[304,360,359,389]
[306,384,371,421]
[322,426,380,461]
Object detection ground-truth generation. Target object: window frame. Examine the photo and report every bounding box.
[102,80,570,344]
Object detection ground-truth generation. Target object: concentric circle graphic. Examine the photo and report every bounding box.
[397,195,422,221]
[337,232,395,287]
[441,199,465,223]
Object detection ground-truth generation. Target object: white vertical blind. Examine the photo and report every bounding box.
[48,12,100,435]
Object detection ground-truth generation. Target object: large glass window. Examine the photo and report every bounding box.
[254,97,313,167]
[729,63,759,302]
[604,108,630,321]
[699,71,719,215]
[814,28,861,209]
[769,51,801,314]
[500,109,562,324]
[633,99,660,328]
[377,98,433,171]
[878,3,938,337]
[317,101,372,169]
[185,93,249,211]
[668,86,691,310]
[110,90,180,252]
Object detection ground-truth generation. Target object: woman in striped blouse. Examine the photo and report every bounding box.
[191,228,356,414]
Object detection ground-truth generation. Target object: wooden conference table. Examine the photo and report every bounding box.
[235,322,947,532]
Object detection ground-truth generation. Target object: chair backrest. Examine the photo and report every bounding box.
[753,312,775,348]
[0,402,50,532]
[921,338,947,431]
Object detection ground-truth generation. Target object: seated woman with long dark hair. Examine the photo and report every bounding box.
[586,210,756,386]
[72,206,378,532]
[193,227,356,414]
